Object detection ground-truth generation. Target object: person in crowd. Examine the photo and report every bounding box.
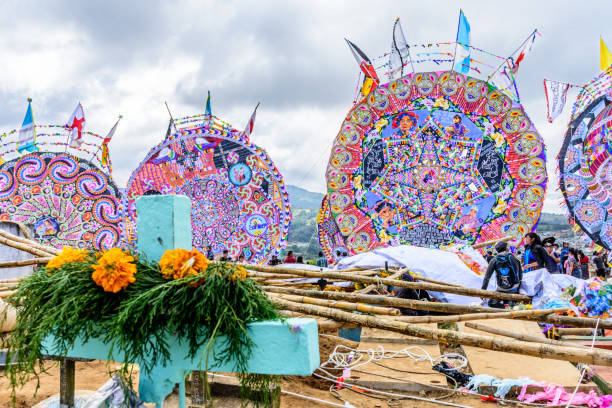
[560,242,570,274]
[593,251,608,278]
[268,255,280,266]
[342,251,349,258]
[219,249,231,262]
[481,241,523,308]
[564,248,581,278]
[485,250,494,263]
[284,250,297,264]
[522,232,547,272]
[578,250,590,280]
[335,250,343,263]
[236,254,245,263]
[296,255,304,264]
[316,251,328,268]
[544,241,560,274]
[552,243,562,271]
[205,245,214,261]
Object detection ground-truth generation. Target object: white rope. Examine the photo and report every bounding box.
[325,344,467,372]
[563,317,600,408]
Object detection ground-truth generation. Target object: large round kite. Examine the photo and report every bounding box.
[559,68,612,249]
[319,70,547,258]
[124,114,291,263]
[0,124,123,250]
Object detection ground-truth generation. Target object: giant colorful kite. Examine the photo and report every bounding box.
[0,102,123,250]
[558,67,612,249]
[318,20,547,261]
[124,112,291,263]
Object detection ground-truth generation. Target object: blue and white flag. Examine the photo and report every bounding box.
[454,10,471,74]
[18,99,37,153]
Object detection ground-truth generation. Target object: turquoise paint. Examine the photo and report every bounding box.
[136,195,192,262]
[338,327,362,342]
[42,318,319,405]
[43,195,319,407]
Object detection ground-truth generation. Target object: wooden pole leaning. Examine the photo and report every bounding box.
[272,298,612,366]
[268,293,401,316]
[464,321,588,349]
[249,265,531,302]
[262,286,612,329]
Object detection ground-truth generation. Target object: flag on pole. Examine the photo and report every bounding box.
[345,38,380,84]
[243,103,259,139]
[543,79,570,123]
[601,38,612,71]
[18,99,38,153]
[509,31,537,75]
[103,116,121,144]
[389,18,411,79]
[205,91,212,117]
[453,10,471,74]
[66,103,86,148]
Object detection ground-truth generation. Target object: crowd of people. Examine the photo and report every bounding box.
[482,232,611,307]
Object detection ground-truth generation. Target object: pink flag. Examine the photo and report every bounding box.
[243,103,259,139]
[66,103,86,147]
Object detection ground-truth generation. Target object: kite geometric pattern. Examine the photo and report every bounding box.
[124,116,291,264]
[559,68,612,249]
[0,152,123,250]
[318,70,547,260]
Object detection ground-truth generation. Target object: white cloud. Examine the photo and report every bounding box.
[0,0,609,219]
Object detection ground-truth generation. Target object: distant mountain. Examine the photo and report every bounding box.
[286,185,325,211]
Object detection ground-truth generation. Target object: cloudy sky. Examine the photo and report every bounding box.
[0,0,609,214]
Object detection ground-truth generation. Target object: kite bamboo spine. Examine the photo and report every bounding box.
[464,321,588,349]
[261,286,612,329]
[248,265,531,302]
[556,328,596,336]
[472,236,513,249]
[0,229,58,255]
[0,257,52,268]
[268,293,401,316]
[272,298,612,366]
[0,236,54,258]
[394,307,569,324]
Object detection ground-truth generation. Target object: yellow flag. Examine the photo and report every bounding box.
[600,38,612,70]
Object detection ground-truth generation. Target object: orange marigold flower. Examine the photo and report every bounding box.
[229,265,248,282]
[91,248,137,293]
[159,248,209,280]
[46,247,88,270]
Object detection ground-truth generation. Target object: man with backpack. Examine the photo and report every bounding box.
[481,241,523,308]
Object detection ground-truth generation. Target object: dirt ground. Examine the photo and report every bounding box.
[0,338,507,408]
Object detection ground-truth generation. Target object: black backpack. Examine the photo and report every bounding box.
[494,254,520,292]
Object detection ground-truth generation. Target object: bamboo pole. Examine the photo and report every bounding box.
[250,266,531,302]
[0,257,52,268]
[0,229,58,255]
[268,293,401,316]
[0,290,16,299]
[464,322,588,349]
[0,235,55,258]
[472,236,513,249]
[0,277,26,284]
[272,298,612,366]
[409,275,463,287]
[557,328,596,336]
[279,310,360,330]
[354,270,403,294]
[263,285,494,313]
[262,286,612,329]
[394,307,569,324]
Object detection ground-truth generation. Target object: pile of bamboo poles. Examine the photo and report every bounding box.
[0,230,610,366]
[236,263,612,366]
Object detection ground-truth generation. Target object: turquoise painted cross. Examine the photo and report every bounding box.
[42,195,320,407]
